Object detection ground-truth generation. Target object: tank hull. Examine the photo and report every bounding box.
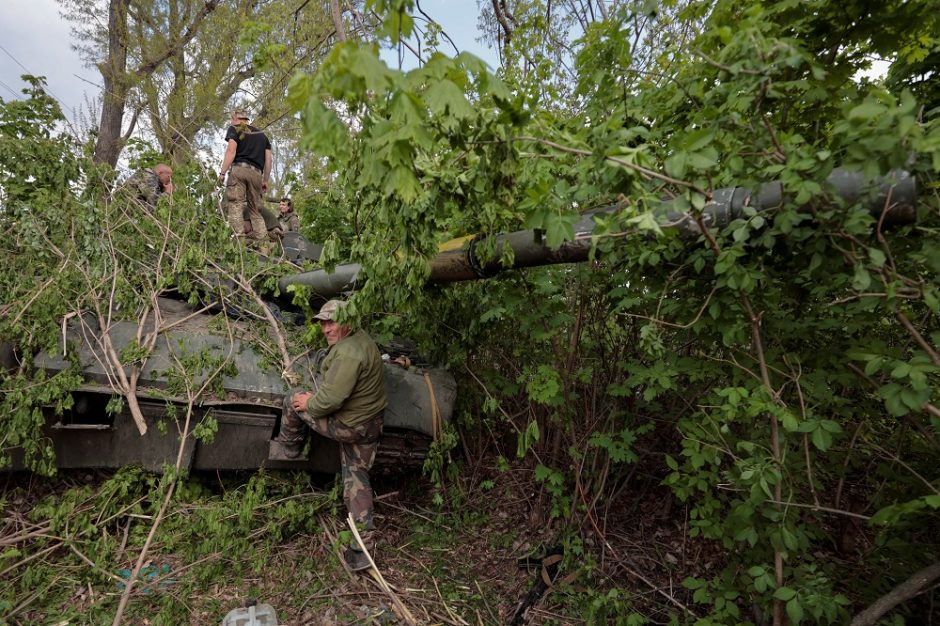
[4,298,456,473]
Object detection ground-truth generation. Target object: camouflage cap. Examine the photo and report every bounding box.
[231,109,250,120]
[312,299,346,321]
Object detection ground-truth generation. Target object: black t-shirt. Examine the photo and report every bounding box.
[225,124,272,171]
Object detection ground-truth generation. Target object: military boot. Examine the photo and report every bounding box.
[269,432,305,460]
[344,528,375,572]
[343,546,372,572]
[269,400,307,461]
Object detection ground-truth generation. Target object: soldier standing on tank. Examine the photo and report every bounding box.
[276,299,387,571]
[218,110,272,241]
[123,163,173,207]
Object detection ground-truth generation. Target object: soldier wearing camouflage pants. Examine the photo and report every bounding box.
[277,299,387,572]
[218,110,272,241]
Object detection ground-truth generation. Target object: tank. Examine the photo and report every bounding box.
[2,167,916,474]
[4,293,456,474]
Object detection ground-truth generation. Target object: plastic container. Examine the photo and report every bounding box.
[220,599,278,626]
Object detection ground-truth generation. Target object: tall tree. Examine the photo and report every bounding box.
[137,0,343,164]
[61,0,354,168]
[61,0,221,167]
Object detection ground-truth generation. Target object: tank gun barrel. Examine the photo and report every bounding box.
[280,168,916,297]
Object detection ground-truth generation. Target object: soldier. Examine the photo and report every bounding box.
[123,163,173,207]
[277,197,300,233]
[218,110,272,241]
[276,300,387,572]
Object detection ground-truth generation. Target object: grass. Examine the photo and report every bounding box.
[2,457,702,625]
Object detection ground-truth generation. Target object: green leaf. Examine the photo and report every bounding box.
[544,212,578,248]
[811,427,832,451]
[682,577,705,590]
[425,79,475,119]
[682,128,715,152]
[891,362,911,378]
[820,420,842,433]
[780,410,800,431]
[627,211,664,236]
[786,597,804,624]
[852,265,871,291]
[383,166,423,203]
[774,586,797,601]
[849,101,884,119]
[924,289,940,314]
[900,387,927,410]
[286,72,313,112]
[350,47,395,95]
[534,464,554,481]
[525,365,563,406]
[665,153,687,179]
[687,147,718,171]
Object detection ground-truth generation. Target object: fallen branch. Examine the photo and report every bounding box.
[348,513,417,626]
[851,562,940,626]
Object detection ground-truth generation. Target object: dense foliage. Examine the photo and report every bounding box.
[2,0,939,623]
[288,0,940,623]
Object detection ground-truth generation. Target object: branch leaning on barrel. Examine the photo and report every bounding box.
[279,169,917,298]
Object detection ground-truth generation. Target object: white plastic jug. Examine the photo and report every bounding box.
[220,599,278,626]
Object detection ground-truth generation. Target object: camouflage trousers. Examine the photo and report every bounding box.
[224,165,266,240]
[281,397,383,541]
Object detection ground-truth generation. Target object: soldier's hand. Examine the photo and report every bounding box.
[217,173,225,186]
[291,391,313,412]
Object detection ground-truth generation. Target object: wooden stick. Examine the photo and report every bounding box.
[347,513,417,626]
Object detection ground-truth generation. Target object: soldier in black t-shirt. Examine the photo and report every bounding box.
[218,110,272,241]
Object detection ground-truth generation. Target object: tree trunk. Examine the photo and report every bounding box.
[330,0,346,40]
[93,0,129,168]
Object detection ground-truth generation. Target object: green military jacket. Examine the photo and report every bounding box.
[305,330,387,427]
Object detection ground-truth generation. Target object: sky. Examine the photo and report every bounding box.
[0,0,498,129]
[0,0,99,126]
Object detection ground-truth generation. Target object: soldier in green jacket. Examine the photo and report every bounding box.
[277,299,387,572]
